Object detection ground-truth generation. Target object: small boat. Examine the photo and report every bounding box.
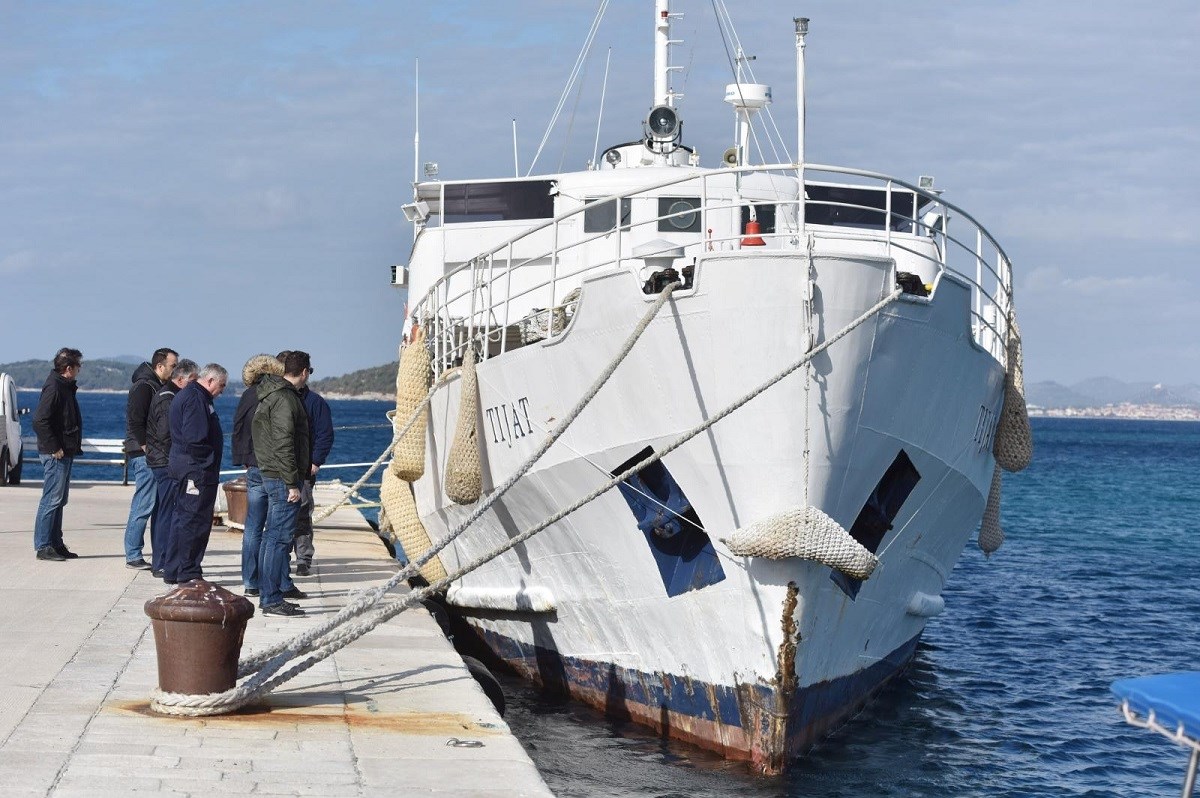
[0,372,25,485]
[1113,673,1200,798]
[387,1,1030,773]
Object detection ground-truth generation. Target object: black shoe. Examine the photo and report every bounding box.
[36,546,66,562]
[245,588,260,597]
[295,563,311,577]
[262,602,305,617]
[282,587,308,600]
[54,545,79,559]
[151,569,164,578]
[126,558,151,570]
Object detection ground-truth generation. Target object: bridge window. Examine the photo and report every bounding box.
[443,181,555,223]
[583,197,632,233]
[805,185,928,233]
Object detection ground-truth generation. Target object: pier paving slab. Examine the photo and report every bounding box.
[0,482,553,797]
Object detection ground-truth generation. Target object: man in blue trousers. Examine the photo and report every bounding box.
[122,347,177,569]
[252,352,311,616]
[289,351,334,578]
[161,363,227,585]
[144,358,198,579]
[32,348,84,561]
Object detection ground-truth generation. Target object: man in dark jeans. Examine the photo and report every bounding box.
[289,351,334,578]
[252,352,311,617]
[144,358,198,579]
[161,363,227,584]
[233,353,301,600]
[32,348,84,562]
[122,347,178,569]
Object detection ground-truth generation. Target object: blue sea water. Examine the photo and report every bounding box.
[496,418,1200,798]
[12,398,1200,796]
[12,388,394,524]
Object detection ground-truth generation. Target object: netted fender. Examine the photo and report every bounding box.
[444,347,482,505]
[380,466,447,583]
[994,310,1032,472]
[722,506,879,580]
[390,327,431,481]
[978,464,1005,555]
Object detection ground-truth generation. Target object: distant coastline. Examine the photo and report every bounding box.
[1028,404,1200,421]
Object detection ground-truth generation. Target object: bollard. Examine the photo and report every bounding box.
[144,580,255,698]
[222,477,248,529]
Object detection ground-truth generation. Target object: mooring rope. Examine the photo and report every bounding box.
[152,285,903,715]
[150,282,683,715]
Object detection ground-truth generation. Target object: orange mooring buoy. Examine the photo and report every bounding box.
[741,219,766,246]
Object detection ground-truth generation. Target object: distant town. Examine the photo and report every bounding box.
[1028,404,1200,421]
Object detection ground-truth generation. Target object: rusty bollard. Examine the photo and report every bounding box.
[222,477,248,529]
[144,580,255,699]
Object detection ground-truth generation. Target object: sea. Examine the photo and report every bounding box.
[12,396,1200,797]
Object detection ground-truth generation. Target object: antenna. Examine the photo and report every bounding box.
[413,58,420,243]
[591,47,612,169]
[512,119,519,177]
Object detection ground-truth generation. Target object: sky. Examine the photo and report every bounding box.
[2,1,1197,385]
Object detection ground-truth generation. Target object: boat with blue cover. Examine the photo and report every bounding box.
[1113,672,1200,797]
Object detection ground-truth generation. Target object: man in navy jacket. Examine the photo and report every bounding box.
[161,363,227,584]
[289,351,333,577]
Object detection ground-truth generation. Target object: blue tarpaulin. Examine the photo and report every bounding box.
[1112,672,1200,740]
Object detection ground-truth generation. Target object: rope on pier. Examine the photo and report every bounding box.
[151,286,904,716]
[150,282,684,716]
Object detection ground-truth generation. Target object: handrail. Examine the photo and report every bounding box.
[410,161,1013,374]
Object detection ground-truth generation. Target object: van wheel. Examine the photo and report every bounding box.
[462,655,505,716]
[0,446,8,486]
[7,447,20,485]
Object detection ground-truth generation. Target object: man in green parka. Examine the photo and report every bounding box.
[252,352,311,616]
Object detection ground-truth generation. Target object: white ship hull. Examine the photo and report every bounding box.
[409,249,1004,771]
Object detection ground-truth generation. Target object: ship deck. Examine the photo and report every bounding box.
[0,481,553,797]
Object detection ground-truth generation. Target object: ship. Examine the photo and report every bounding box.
[386,0,1028,774]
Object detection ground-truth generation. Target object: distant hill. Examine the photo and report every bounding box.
[1027,379,1200,409]
[309,362,398,398]
[0,358,138,391]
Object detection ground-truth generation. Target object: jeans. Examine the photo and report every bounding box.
[260,476,301,607]
[34,454,74,550]
[293,480,315,566]
[123,455,158,562]
[240,467,267,589]
[151,466,176,572]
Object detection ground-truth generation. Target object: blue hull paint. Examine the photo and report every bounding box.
[467,622,922,771]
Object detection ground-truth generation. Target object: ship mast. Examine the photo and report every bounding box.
[653,0,681,108]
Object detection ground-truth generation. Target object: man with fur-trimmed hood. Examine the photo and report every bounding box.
[233,354,303,603]
[250,352,312,616]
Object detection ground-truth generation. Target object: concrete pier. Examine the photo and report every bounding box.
[0,481,553,797]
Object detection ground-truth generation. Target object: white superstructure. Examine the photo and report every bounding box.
[395,4,1018,773]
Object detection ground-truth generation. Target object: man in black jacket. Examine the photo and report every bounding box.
[32,348,84,561]
[145,358,198,578]
[122,347,178,569]
[161,363,227,584]
[252,352,311,616]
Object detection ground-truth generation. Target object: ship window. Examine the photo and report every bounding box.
[583,197,632,233]
[613,446,725,597]
[443,180,556,223]
[832,449,921,599]
[658,197,702,233]
[740,204,776,234]
[805,185,927,233]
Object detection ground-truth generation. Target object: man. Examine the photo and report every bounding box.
[161,363,227,585]
[233,353,291,598]
[32,348,84,561]
[252,352,312,616]
[290,351,333,577]
[145,358,198,579]
[123,347,178,569]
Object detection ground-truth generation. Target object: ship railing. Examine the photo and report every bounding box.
[411,163,1013,374]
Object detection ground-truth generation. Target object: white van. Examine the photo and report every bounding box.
[0,372,25,485]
